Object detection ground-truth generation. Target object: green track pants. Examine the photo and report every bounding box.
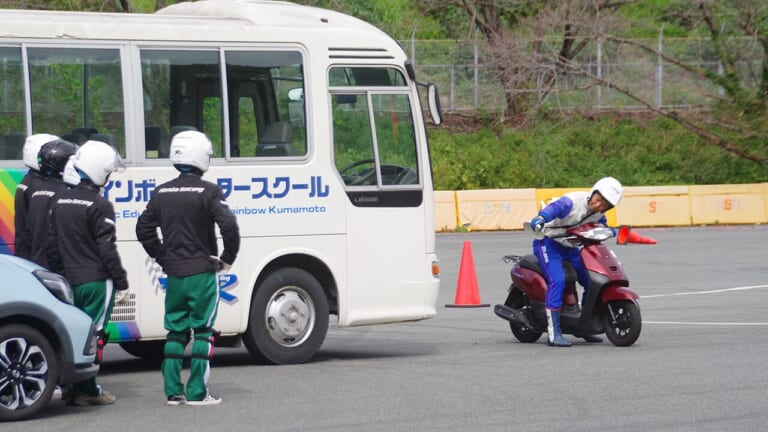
[72,279,115,396]
[162,272,219,401]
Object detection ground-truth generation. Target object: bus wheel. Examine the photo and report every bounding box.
[243,267,329,365]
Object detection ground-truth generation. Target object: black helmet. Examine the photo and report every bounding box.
[39,139,78,178]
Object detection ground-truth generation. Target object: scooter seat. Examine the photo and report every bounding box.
[518,254,578,282]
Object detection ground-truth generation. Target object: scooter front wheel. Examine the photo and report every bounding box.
[602,300,642,347]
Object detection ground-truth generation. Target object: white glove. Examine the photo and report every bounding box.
[220,262,232,273]
[115,289,129,304]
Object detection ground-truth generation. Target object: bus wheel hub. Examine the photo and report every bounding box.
[266,288,312,344]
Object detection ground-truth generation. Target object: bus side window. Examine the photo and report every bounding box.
[26,47,126,157]
[141,49,221,159]
[0,47,26,144]
[332,93,376,186]
[225,50,306,158]
[330,67,419,188]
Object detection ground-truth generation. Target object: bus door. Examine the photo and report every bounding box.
[330,66,430,324]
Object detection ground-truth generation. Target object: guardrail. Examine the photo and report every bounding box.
[435,183,768,231]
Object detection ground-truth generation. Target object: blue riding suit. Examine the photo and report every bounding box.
[533,192,608,310]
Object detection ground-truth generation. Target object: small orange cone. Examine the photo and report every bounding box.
[617,225,657,245]
[446,241,489,307]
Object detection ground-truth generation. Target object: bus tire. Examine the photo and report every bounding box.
[243,267,329,365]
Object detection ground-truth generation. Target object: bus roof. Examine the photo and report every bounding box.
[0,0,399,52]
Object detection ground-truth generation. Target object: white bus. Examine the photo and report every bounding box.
[0,0,443,364]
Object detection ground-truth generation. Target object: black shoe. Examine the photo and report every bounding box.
[167,394,187,406]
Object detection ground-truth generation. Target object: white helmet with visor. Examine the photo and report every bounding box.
[73,140,126,186]
[590,176,623,208]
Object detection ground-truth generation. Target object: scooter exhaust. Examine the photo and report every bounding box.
[494,304,534,329]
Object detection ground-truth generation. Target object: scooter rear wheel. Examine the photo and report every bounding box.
[505,285,542,343]
[510,321,542,343]
[602,300,641,347]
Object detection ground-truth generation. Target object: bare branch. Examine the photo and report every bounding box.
[577,63,766,163]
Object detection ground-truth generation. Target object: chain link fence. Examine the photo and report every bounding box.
[401,37,765,112]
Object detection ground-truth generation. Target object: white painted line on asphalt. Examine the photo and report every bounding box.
[640,284,768,299]
[645,321,768,326]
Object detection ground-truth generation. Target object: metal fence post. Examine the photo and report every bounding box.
[473,32,479,109]
[597,38,603,108]
[450,63,456,112]
[656,24,664,107]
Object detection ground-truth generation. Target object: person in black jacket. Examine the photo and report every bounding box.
[26,138,78,268]
[14,133,59,259]
[48,139,128,406]
[136,130,240,407]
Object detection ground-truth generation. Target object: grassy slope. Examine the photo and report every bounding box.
[429,113,767,190]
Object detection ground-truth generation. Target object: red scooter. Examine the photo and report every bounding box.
[493,223,641,346]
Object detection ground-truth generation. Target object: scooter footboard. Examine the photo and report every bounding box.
[600,285,638,303]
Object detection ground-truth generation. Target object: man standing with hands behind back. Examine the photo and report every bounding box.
[136,131,240,406]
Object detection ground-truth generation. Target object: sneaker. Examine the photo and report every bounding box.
[67,390,116,406]
[186,393,222,406]
[166,394,187,406]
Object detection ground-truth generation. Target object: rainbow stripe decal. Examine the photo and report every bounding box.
[106,321,142,342]
[0,169,25,255]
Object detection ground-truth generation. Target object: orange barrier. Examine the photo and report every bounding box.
[435,183,768,232]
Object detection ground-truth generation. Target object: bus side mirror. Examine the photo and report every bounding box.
[427,83,442,125]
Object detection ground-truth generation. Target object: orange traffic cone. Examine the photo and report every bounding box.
[446,241,489,308]
[617,225,657,245]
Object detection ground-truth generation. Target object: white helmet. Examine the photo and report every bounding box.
[73,140,126,186]
[591,176,623,208]
[62,156,80,187]
[22,133,59,171]
[170,130,213,172]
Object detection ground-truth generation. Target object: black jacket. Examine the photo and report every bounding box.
[27,177,69,268]
[48,182,128,290]
[13,170,45,260]
[136,172,240,277]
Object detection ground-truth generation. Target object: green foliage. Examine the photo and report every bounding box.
[429,114,768,190]
[298,0,447,39]
[618,0,690,37]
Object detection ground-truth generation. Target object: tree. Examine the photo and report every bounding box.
[419,0,632,120]
[421,0,766,166]
[593,0,767,164]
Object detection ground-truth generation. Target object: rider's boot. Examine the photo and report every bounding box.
[546,309,572,347]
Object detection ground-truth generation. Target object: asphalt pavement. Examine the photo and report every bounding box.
[8,225,768,432]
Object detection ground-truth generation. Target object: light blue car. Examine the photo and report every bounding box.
[0,254,99,422]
